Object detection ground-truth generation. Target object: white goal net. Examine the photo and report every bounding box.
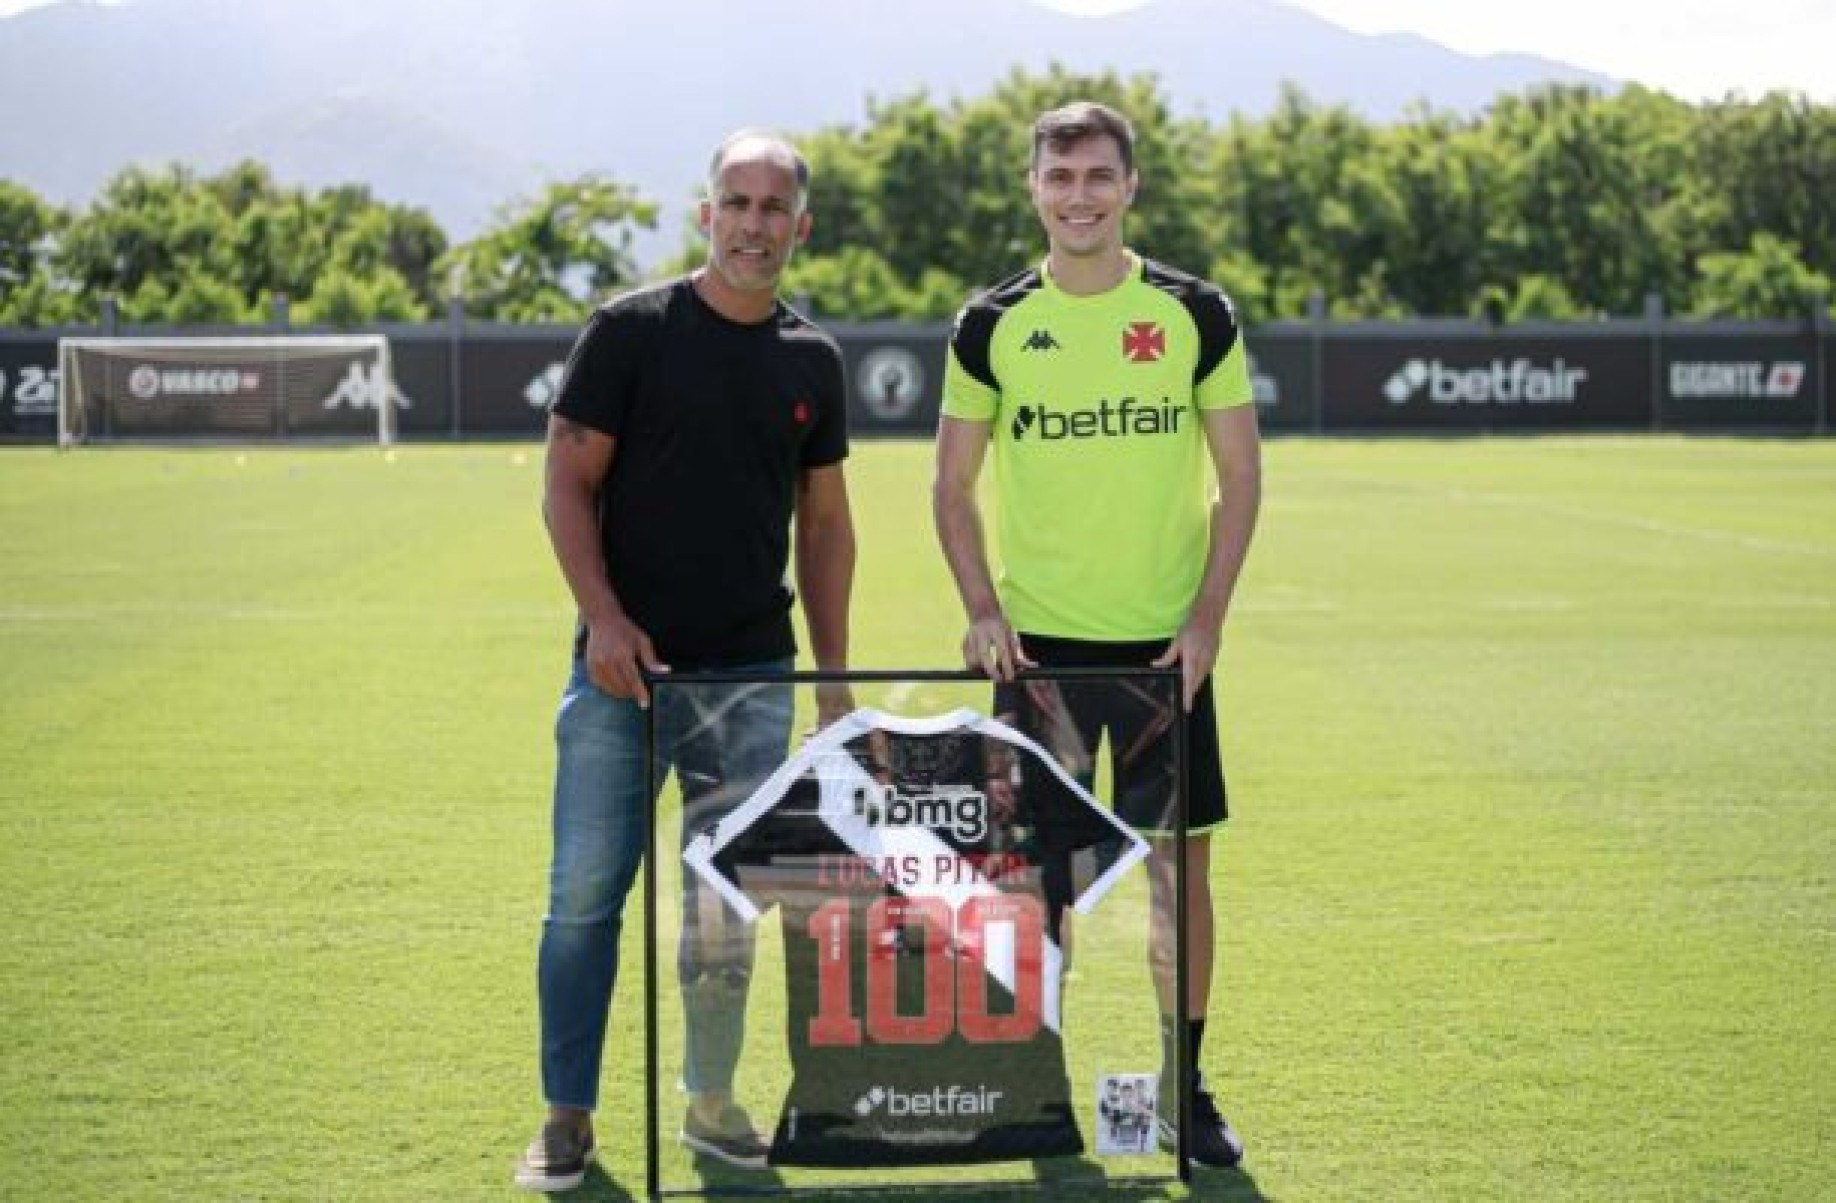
[57,335,397,445]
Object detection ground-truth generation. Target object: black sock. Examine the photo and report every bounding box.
[1159,1015,1210,1091]
[1161,1016,1211,1086]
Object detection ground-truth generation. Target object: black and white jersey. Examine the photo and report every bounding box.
[683,708,1148,1167]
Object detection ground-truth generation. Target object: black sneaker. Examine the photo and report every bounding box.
[514,1119,596,1192]
[679,1103,769,1169]
[1156,1076,1245,1168]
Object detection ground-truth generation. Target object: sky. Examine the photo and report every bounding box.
[1,0,1829,103]
[1039,0,1835,101]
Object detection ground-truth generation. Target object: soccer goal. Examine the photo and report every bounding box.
[57,335,397,446]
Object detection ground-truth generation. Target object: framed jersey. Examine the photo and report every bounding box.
[643,671,1195,1198]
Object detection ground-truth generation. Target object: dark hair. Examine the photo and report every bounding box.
[1032,101,1136,173]
[707,129,811,212]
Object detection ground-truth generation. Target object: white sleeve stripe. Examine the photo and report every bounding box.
[680,838,758,922]
[964,712,1151,913]
[679,708,880,916]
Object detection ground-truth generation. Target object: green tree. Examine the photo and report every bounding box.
[1692,233,1831,318]
[165,271,257,324]
[57,165,239,317]
[1695,92,1836,286]
[783,246,910,320]
[446,176,657,322]
[793,65,1214,319]
[782,246,965,320]
[797,125,879,263]
[1353,108,1506,316]
[297,264,426,326]
[0,181,75,326]
[1206,87,1378,318]
[315,193,446,312]
[53,162,450,324]
[1487,85,1689,316]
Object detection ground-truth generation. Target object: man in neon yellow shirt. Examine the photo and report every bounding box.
[933,100,1262,1169]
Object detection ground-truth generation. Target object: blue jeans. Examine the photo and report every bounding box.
[538,656,793,1111]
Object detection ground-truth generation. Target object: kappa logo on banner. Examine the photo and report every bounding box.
[322,361,411,411]
[1383,357,1588,406]
[1670,360,1806,399]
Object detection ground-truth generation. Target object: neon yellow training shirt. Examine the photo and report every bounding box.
[941,252,1253,641]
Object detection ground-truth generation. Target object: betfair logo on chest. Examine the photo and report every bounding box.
[1010,397,1185,442]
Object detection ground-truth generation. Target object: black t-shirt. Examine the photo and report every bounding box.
[551,278,848,668]
[684,708,1149,1167]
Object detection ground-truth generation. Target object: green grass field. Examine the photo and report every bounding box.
[2,437,1832,1201]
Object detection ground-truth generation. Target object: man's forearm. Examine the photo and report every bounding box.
[1188,469,1261,632]
[797,515,855,669]
[933,482,1002,621]
[543,481,623,627]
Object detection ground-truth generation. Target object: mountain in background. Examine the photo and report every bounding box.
[0,0,1613,260]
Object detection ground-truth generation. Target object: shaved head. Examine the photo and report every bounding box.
[707,129,810,213]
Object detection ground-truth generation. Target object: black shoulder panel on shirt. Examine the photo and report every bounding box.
[604,276,681,322]
[1141,258,1241,386]
[950,266,1043,391]
[776,300,844,358]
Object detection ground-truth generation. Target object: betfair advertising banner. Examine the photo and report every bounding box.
[4,323,1828,441]
[1322,334,1651,431]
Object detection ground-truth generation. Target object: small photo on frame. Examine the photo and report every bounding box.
[1094,1072,1158,1156]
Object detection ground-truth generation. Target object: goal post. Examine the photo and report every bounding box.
[56,335,397,446]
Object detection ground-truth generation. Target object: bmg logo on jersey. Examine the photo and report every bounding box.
[1009,396,1186,442]
[850,782,988,843]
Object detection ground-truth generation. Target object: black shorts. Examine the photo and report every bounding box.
[993,633,1228,835]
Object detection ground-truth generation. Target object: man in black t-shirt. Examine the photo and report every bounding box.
[516,130,857,1193]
